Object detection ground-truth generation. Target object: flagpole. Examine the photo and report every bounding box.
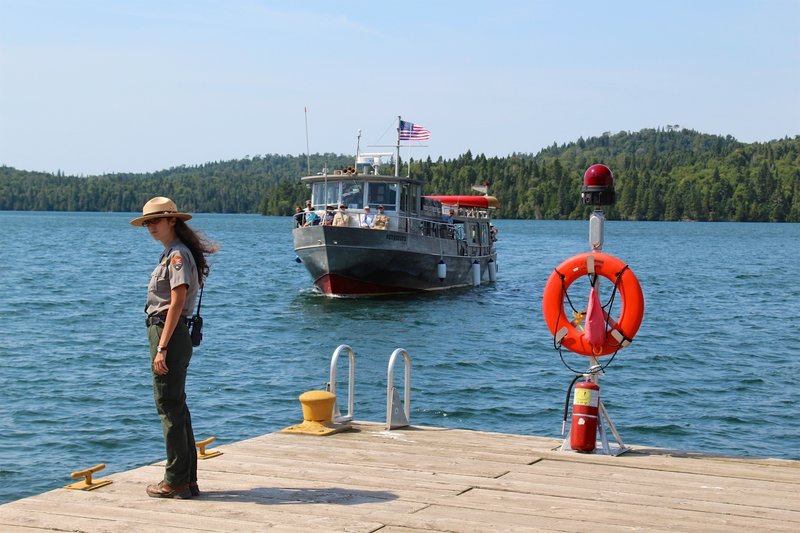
[395,115,401,177]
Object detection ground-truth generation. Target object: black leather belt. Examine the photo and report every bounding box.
[146,315,191,327]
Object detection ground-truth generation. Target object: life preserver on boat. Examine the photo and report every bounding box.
[542,251,644,357]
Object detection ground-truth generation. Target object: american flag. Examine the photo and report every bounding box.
[399,120,431,141]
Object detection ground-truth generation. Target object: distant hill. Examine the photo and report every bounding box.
[1,128,798,221]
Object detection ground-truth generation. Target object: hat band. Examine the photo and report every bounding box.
[144,210,178,216]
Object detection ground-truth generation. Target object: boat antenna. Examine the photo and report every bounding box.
[356,129,362,169]
[395,115,401,177]
[304,106,311,175]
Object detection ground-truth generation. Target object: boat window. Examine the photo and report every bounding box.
[479,223,489,245]
[367,182,398,211]
[342,182,364,209]
[469,223,479,245]
[311,181,342,209]
[402,185,422,213]
[312,183,324,209]
[399,184,419,213]
[324,181,340,208]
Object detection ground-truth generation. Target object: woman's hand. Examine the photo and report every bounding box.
[153,351,169,375]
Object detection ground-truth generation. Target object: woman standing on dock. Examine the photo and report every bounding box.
[130,197,218,499]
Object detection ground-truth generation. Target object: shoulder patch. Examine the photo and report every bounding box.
[170,254,184,271]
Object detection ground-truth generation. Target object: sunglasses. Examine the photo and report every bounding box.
[142,217,167,227]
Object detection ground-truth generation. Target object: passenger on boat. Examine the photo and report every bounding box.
[444,210,458,238]
[373,205,389,230]
[130,196,219,500]
[303,209,320,226]
[333,205,350,227]
[293,207,304,228]
[360,206,375,228]
[322,206,335,226]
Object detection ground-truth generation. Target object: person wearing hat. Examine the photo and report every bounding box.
[359,206,374,228]
[372,204,389,230]
[332,204,350,227]
[131,197,218,499]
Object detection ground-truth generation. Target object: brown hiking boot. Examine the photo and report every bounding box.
[146,481,192,499]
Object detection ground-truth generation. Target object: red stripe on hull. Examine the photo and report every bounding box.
[316,273,420,296]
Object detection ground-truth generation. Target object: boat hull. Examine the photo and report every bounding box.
[293,226,496,296]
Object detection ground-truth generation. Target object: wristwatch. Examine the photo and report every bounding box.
[157,345,167,353]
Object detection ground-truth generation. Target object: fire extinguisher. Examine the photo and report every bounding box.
[563,377,600,453]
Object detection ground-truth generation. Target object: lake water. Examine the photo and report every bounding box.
[0,212,798,504]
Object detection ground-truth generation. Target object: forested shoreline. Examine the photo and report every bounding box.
[2,128,798,221]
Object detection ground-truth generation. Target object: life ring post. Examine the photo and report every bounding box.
[549,164,634,456]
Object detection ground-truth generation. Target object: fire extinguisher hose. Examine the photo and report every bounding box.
[562,374,584,435]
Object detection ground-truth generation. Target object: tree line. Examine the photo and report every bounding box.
[1,128,798,221]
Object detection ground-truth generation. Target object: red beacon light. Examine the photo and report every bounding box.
[581,164,616,206]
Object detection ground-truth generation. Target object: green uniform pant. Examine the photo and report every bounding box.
[148,321,197,486]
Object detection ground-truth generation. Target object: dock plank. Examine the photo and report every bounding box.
[481,468,799,513]
[1,422,796,532]
[435,487,797,532]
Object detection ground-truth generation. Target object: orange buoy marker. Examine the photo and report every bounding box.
[64,463,112,491]
[543,251,644,356]
[196,436,223,460]
[282,390,352,436]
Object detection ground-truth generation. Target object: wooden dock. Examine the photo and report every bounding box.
[1,422,798,532]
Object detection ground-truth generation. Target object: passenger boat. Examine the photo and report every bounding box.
[293,125,499,297]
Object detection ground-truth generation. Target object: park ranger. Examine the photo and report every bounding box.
[130,197,217,499]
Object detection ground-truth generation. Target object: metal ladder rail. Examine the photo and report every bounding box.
[386,348,411,429]
[326,344,355,424]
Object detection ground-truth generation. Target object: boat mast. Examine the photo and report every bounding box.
[304,106,311,175]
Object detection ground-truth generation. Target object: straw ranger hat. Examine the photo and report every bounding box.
[130,196,192,226]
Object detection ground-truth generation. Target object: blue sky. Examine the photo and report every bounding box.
[1,0,798,175]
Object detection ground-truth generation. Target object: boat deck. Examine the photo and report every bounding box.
[1,421,798,532]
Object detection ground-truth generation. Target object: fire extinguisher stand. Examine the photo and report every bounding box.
[558,201,630,456]
[559,360,629,456]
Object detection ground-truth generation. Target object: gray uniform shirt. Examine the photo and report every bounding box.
[145,239,199,317]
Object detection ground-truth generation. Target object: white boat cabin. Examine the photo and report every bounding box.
[301,153,495,242]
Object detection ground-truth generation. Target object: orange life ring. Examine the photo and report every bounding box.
[542,251,644,357]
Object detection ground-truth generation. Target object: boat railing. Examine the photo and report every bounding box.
[295,212,494,255]
[389,215,463,239]
[383,214,493,252]
[449,207,491,219]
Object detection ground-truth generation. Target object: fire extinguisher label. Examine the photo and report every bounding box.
[574,388,599,407]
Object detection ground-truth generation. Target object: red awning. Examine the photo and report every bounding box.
[424,195,500,208]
